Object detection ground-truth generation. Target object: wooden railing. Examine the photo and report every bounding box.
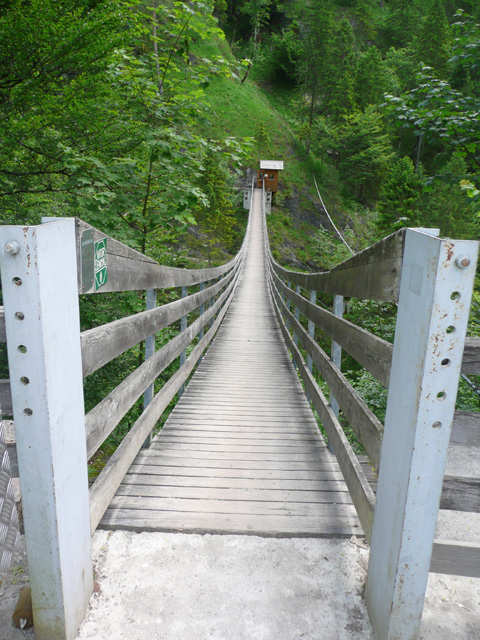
[0,202,251,639]
[261,184,480,639]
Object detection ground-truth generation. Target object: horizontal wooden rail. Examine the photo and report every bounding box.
[89,274,240,532]
[270,276,383,467]
[462,337,480,375]
[450,410,480,447]
[0,379,12,417]
[86,271,239,459]
[431,539,480,577]
[0,307,5,342]
[441,475,480,512]
[272,272,393,386]
[72,218,241,293]
[270,229,405,302]
[81,264,238,377]
[270,286,376,540]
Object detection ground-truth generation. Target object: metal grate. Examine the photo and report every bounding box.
[0,421,20,571]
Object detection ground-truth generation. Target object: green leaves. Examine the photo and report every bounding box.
[383,65,480,169]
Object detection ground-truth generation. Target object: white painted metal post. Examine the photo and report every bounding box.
[142,288,156,449]
[330,294,344,417]
[307,290,316,372]
[0,220,93,640]
[366,231,478,639]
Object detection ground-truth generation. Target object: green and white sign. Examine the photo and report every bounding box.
[94,238,108,290]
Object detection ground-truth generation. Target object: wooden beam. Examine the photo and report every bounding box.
[80,265,238,377]
[450,410,480,447]
[461,336,480,375]
[270,289,376,540]
[440,475,480,513]
[270,279,383,468]
[86,272,238,459]
[0,379,12,416]
[272,272,393,386]
[431,539,480,578]
[72,218,240,293]
[0,307,5,342]
[271,229,405,302]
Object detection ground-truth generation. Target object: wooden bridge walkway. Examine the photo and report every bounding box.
[102,191,361,536]
[1,184,479,640]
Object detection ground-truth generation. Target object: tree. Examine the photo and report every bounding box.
[239,0,272,57]
[0,0,246,260]
[334,106,394,205]
[322,18,357,120]
[356,46,394,109]
[415,0,451,77]
[197,144,239,261]
[376,156,423,234]
[383,66,480,172]
[291,2,335,139]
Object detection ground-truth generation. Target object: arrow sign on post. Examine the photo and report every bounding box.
[94,238,108,290]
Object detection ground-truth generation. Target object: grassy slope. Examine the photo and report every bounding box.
[195,37,381,273]
[195,38,351,271]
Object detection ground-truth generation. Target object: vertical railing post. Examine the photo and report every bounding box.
[178,286,188,397]
[199,282,205,340]
[366,231,478,639]
[142,287,156,448]
[0,220,93,640]
[294,284,301,345]
[330,294,344,417]
[306,289,316,372]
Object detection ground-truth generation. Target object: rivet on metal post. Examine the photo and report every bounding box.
[4,240,20,256]
[455,256,471,269]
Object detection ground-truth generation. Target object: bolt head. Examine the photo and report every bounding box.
[455,256,471,269]
[4,240,20,256]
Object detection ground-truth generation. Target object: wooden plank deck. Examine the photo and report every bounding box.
[100,190,362,537]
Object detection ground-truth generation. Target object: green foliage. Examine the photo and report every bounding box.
[415,0,451,77]
[322,18,357,119]
[197,143,240,260]
[383,65,480,172]
[376,156,423,234]
[350,370,387,422]
[379,0,422,49]
[421,155,480,237]
[334,107,394,205]
[356,46,394,109]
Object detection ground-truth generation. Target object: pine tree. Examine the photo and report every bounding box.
[376,157,423,235]
[322,19,357,120]
[415,0,451,77]
[356,46,393,109]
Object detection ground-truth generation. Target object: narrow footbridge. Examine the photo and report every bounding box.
[1,184,479,640]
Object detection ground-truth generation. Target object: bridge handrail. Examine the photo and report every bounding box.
[0,184,253,637]
[81,265,238,378]
[262,186,480,638]
[74,217,241,293]
[271,274,392,386]
[270,228,405,301]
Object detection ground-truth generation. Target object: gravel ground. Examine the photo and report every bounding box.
[1,530,479,640]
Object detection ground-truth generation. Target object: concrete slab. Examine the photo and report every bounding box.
[1,531,479,639]
[73,531,480,640]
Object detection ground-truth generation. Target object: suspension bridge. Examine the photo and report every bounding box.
[0,183,479,639]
